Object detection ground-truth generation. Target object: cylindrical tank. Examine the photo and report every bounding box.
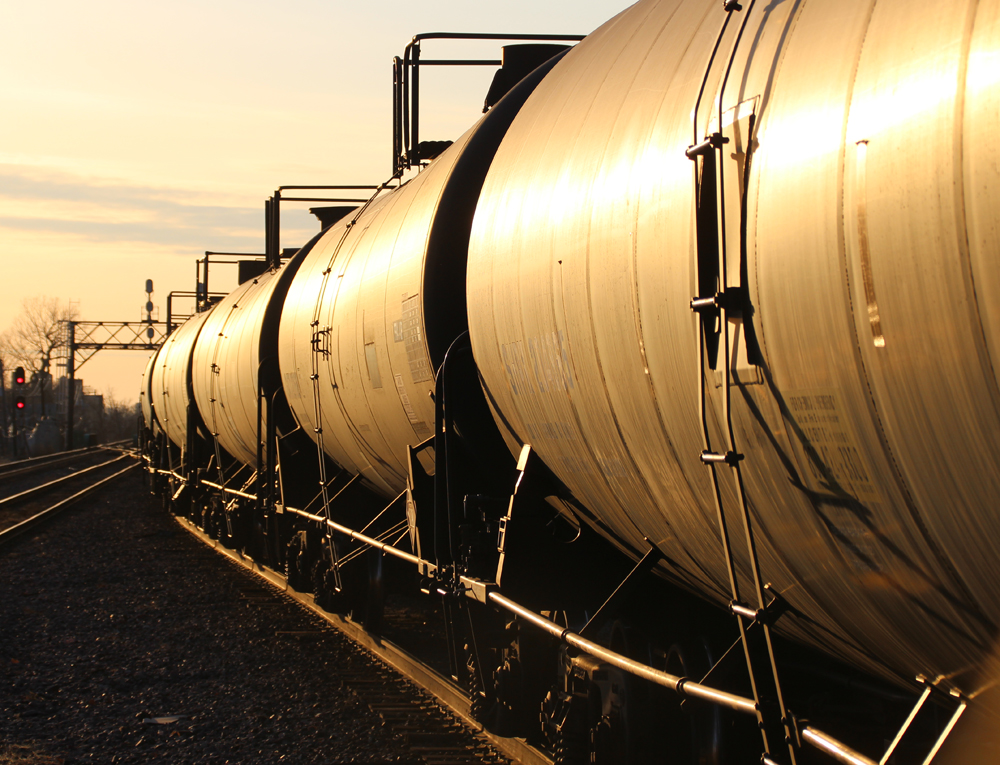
[467,0,1000,694]
[190,247,317,471]
[191,271,278,467]
[139,349,160,434]
[150,309,213,453]
[279,51,567,498]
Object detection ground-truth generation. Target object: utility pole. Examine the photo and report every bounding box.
[39,356,47,419]
[65,321,75,451]
[0,359,6,457]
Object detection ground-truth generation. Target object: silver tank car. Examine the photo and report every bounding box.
[467,0,1000,696]
[278,53,565,498]
[149,308,213,457]
[139,349,159,437]
[191,265,289,469]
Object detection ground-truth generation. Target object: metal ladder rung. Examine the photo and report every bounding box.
[700,450,743,465]
[687,0,795,762]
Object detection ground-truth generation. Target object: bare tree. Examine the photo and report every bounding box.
[101,388,140,443]
[0,296,79,376]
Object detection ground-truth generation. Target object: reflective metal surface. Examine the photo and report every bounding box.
[191,269,281,468]
[468,0,1000,692]
[149,309,213,452]
[279,182,437,496]
[139,349,160,434]
[279,56,562,497]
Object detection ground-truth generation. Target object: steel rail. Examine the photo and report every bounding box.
[171,514,550,765]
[0,462,139,545]
[0,453,133,508]
[0,447,98,480]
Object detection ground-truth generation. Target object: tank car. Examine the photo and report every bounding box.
[470,0,1000,735]
[142,0,1000,762]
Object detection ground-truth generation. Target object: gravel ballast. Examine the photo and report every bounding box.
[0,472,507,764]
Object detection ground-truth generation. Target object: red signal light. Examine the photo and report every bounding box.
[13,367,25,386]
[14,396,25,410]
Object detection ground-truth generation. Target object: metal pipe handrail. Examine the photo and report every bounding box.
[283,503,430,571]
[156,468,186,482]
[395,32,587,172]
[417,59,501,66]
[488,592,757,714]
[237,495,921,765]
[410,32,586,42]
[800,728,878,765]
[278,185,384,190]
[201,480,257,501]
[277,197,370,203]
[487,592,891,765]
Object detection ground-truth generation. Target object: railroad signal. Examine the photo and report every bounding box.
[12,366,26,412]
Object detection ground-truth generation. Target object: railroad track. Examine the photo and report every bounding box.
[0,441,133,484]
[175,515,552,765]
[0,450,139,544]
[0,446,103,482]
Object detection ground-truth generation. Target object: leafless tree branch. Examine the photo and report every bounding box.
[0,296,79,377]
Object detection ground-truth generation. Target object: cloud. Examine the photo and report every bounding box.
[0,214,261,249]
[0,164,265,250]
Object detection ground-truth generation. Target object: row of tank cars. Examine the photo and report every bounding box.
[140,0,1000,762]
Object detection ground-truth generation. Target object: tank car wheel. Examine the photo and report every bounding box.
[175,490,194,523]
[360,548,385,633]
[461,615,550,738]
[606,621,649,763]
[657,634,725,765]
[206,496,223,540]
[161,482,173,514]
[199,497,213,537]
[220,502,247,550]
[466,643,488,722]
[311,550,347,613]
[591,710,617,765]
[247,513,267,563]
[552,694,589,765]
[285,531,310,592]
[311,557,331,609]
[309,537,383,622]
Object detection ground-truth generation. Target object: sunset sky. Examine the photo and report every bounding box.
[0,0,633,403]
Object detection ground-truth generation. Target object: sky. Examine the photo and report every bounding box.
[0,0,635,404]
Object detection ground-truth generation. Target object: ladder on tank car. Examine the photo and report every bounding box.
[686,2,797,763]
[685,4,969,765]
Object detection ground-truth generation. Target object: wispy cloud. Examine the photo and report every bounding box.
[0,164,267,250]
[0,214,263,249]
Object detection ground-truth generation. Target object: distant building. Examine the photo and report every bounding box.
[2,373,107,456]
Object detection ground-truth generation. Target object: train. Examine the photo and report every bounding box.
[139,0,1000,762]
